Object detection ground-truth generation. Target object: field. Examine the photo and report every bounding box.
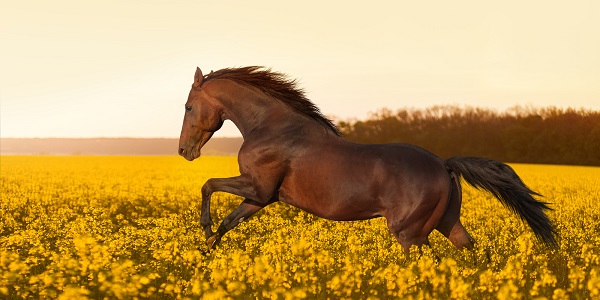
[1,156,599,299]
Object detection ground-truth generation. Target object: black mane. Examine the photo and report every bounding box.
[204,66,340,136]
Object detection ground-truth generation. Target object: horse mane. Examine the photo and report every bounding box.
[203,66,341,136]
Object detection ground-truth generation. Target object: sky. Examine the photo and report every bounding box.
[1,0,599,138]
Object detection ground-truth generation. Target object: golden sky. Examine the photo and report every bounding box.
[1,0,599,138]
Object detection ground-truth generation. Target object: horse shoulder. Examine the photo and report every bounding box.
[235,138,292,202]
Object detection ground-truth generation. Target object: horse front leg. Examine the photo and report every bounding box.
[200,176,262,246]
[207,198,277,248]
[200,192,214,240]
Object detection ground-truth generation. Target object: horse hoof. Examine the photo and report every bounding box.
[207,235,219,249]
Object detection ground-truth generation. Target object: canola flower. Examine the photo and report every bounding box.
[1,156,599,299]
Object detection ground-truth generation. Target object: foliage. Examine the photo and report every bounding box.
[337,106,600,166]
[1,156,599,299]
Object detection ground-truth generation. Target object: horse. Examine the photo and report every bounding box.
[178,66,558,252]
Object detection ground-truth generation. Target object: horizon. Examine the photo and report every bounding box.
[2,104,598,139]
[2,1,599,139]
[0,137,244,156]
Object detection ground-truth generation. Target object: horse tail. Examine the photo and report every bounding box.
[444,157,558,247]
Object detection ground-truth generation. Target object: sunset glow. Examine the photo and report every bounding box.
[2,0,599,138]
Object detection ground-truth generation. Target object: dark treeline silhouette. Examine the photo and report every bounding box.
[337,106,600,166]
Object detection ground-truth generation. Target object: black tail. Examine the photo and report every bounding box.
[445,157,558,247]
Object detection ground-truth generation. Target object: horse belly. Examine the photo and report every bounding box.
[278,166,384,221]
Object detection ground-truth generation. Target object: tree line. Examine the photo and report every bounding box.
[337,106,600,166]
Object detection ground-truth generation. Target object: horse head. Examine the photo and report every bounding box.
[178,67,224,161]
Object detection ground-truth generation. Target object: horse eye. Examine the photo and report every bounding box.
[185,105,192,112]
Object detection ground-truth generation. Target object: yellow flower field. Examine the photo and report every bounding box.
[1,156,599,299]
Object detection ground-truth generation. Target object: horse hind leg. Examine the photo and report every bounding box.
[385,214,432,254]
[436,210,475,249]
[387,221,445,263]
[390,227,431,254]
[442,220,475,250]
[436,173,475,250]
[387,188,452,253]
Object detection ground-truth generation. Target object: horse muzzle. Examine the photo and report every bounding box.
[178,130,215,161]
[178,145,200,161]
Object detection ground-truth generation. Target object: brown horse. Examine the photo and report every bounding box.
[178,66,557,252]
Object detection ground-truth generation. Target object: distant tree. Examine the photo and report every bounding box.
[337,105,600,166]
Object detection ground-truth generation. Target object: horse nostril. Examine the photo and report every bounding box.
[178,148,186,156]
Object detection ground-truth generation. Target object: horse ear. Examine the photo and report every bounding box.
[194,67,204,87]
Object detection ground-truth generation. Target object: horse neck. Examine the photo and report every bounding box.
[208,79,304,138]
